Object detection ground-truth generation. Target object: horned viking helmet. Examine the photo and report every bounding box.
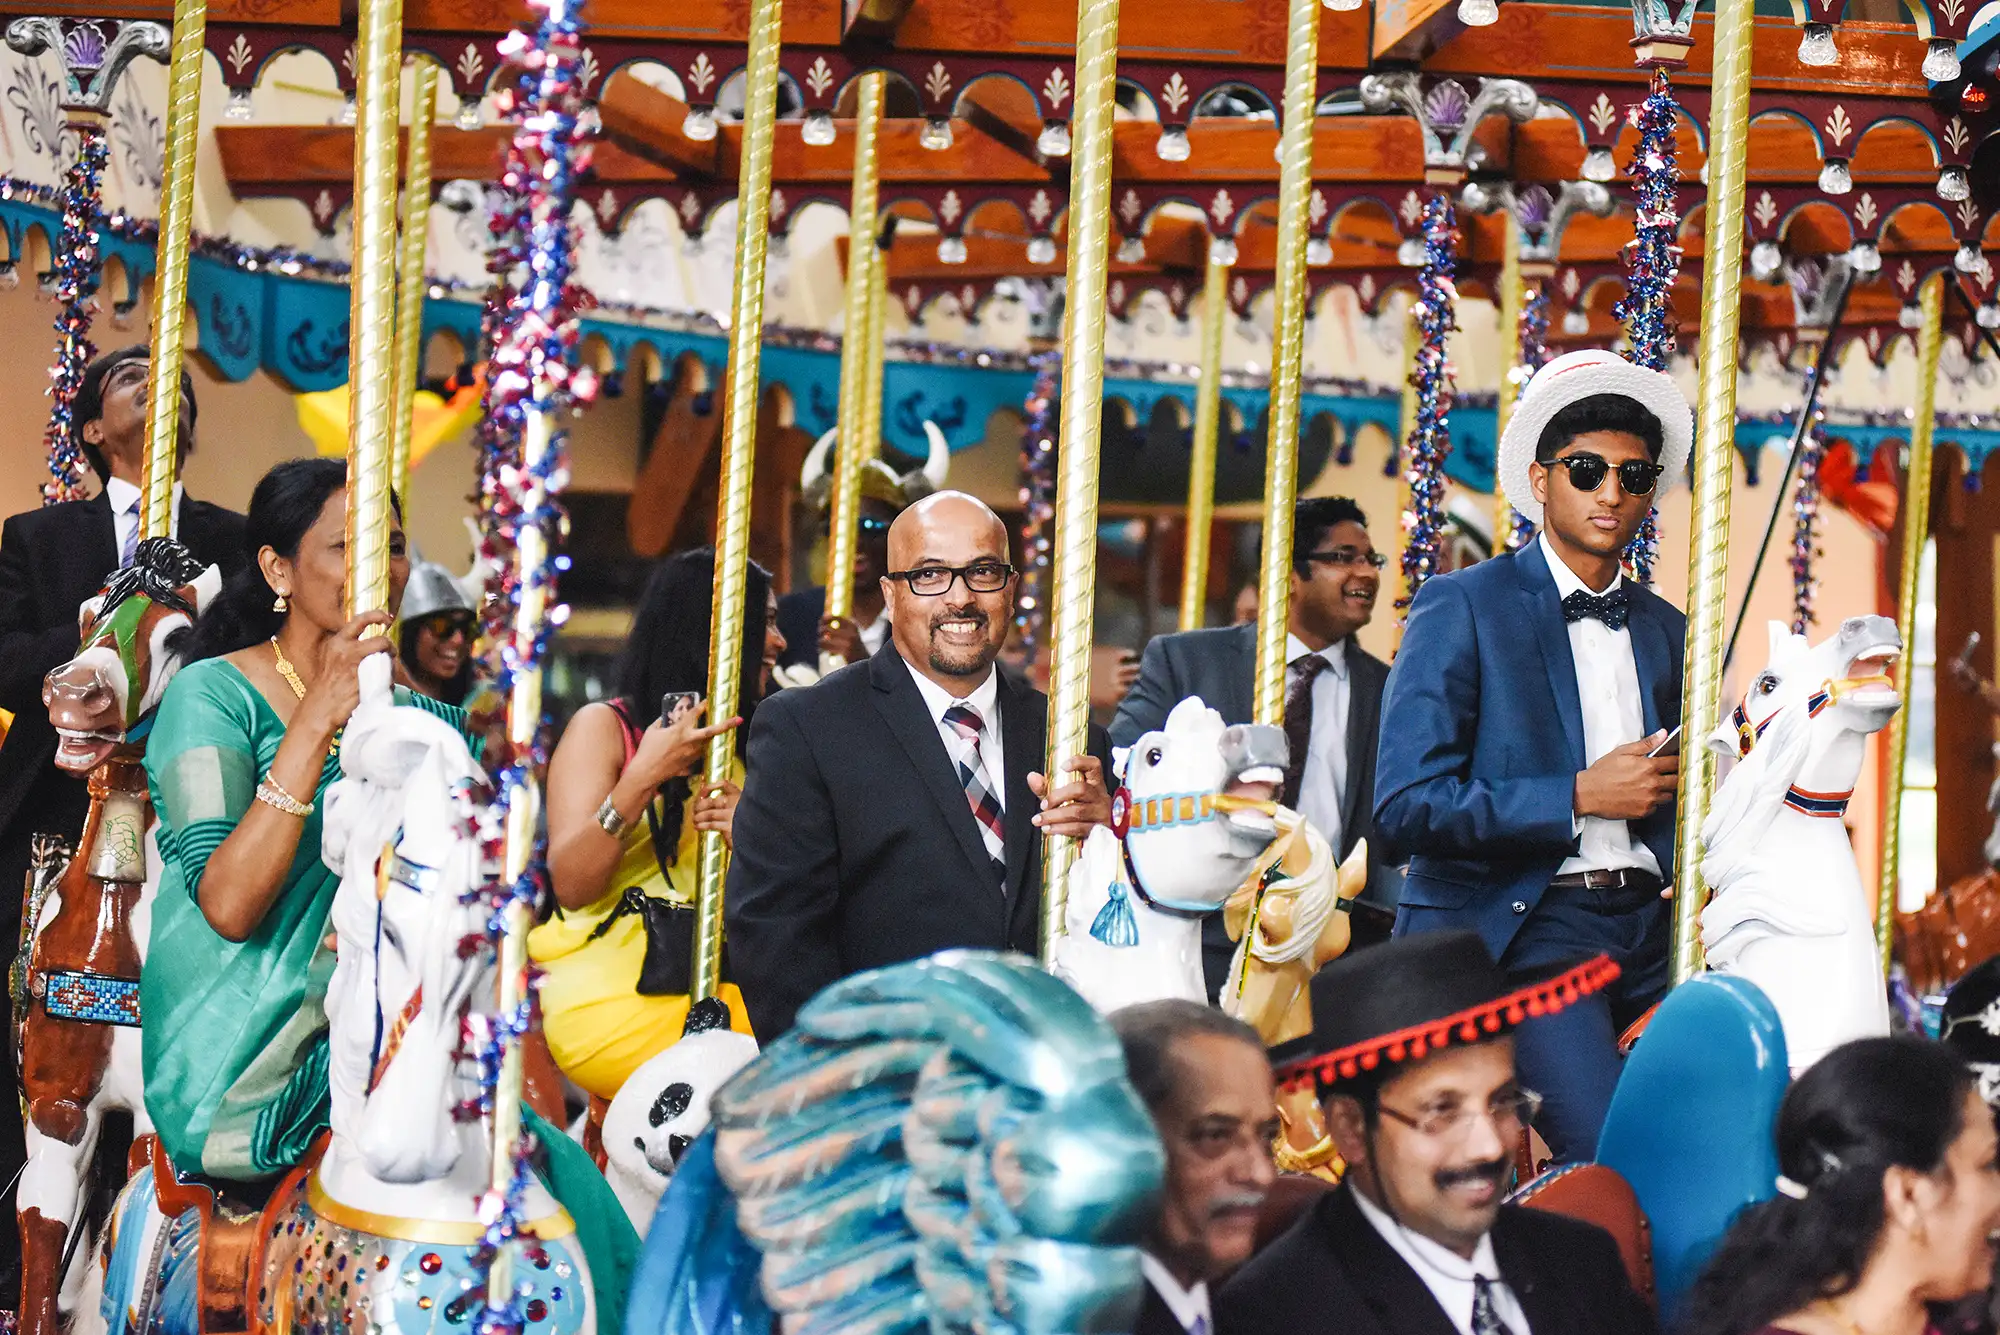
[798,420,951,511]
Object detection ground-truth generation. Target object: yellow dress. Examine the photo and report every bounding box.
[528,759,753,1100]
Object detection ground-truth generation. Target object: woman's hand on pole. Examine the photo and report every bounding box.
[295,611,394,741]
[691,778,743,849]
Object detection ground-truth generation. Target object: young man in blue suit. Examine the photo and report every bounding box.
[1374,349,1690,1164]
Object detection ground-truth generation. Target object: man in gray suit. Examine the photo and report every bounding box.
[1111,497,1396,994]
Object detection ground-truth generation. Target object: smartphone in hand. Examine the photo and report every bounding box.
[1648,725,1683,758]
[660,691,701,726]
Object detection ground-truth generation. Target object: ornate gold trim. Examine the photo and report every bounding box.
[306,1176,575,1244]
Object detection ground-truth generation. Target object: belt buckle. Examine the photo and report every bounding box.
[1585,868,1620,891]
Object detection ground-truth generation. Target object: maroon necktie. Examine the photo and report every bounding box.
[1281,655,1328,809]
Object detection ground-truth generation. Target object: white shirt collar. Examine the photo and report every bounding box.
[1285,632,1348,678]
[1350,1181,1505,1285]
[1139,1255,1212,1333]
[904,655,1000,725]
[1537,532,1620,598]
[104,476,182,515]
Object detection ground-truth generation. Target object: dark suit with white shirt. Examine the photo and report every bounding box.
[1372,539,1684,1161]
[1110,622,1396,994]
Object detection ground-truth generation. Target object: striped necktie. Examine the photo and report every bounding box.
[942,702,1006,882]
[1471,1276,1517,1335]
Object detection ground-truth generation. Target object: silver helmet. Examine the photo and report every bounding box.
[401,558,475,623]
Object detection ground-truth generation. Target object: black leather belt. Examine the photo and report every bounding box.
[1550,867,1663,894]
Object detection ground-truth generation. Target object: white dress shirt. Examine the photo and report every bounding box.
[905,659,1006,812]
[858,612,891,656]
[104,476,183,561]
[1352,1186,1532,1335]
[1538,535,1658,878]
[1139,1255,1212,1335]
[1286,632,1350,854]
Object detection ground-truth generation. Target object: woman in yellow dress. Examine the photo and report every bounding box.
[534,547,782,1100]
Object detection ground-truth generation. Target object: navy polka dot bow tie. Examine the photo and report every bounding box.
[1560,586,1631,631]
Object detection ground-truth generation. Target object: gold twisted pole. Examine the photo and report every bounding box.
[863,236,887,457]
[1037,0,1121,959]
[1878,273,1945,968]
[1250,0,1322,722]
[391,60,439,507]
[1180,249,1230,631]
[138,0,206,539]
[694,0,784,999]
[1494,211,1525,550]
[1669,0,1754,984]
[825,71,884,631]
[345,0,403,618]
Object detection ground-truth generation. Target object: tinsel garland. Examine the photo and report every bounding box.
[41,126,107,504]
[1397,195,1459,618]
[458,1,595,1331]
[1503,278,1550,552]
[1790,423,1825,635]
[1014,352,1058,661]
[1612,69,1684,586]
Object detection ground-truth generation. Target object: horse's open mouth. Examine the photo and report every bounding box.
[1217,766,1285,839]
[53,726,124,772]
[1834,645,1901,708]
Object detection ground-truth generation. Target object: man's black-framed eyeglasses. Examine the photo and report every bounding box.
[885,561,1017,596]
[1545,452,1665,497]
[1304,547,1388,570]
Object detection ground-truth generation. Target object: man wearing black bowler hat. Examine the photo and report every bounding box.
[1216,931,1655,1335]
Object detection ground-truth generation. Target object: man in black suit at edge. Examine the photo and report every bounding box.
[1112,496,1397,993]
[0,345,245,1301]
[1216,932,1656,1335]
[726,490,1112,1040]
[1112,1000,1279,1335]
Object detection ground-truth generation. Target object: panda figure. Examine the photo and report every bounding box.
[600,998,759,1232]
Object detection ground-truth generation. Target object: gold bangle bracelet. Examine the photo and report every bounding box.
[256,777,314,818]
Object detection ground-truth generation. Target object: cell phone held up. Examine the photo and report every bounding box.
[660,691,702,726]
[1647,725,1682,759]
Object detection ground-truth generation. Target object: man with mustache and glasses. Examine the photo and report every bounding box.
[1217,932,1656,1335]
[1375,351,1690,1164]
[1112,1001,1280,1335]
[1113,496,1397,993]
[725,491,1113,1039]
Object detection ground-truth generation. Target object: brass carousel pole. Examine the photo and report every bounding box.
[1494,211,1525,550]
[692,0,784,999]
[1037,0,1123,958]
[391,60,440,507]
[137,0,207,538]
[1180,247,1230,631]
[1248,0,1322,722]
[1669,0,1755,984]
[824,71,884,641]
[862,223,887,457]
[1877,273,1946,967]
[344,0,403,619]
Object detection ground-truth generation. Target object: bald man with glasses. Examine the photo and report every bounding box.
[725,491,1113,1039]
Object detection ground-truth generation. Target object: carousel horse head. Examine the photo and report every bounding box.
[321,657,491,1184]
[601,999,758,1231]
[43,537,220,772]
[1111,697,1287,920]
[1709,616,1902,790]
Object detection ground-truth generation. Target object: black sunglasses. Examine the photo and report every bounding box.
[415,611,475,638]
[1544,451,1664,497]
[885,561,1016,596]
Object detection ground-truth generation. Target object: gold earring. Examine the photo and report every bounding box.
[272,591,289,613]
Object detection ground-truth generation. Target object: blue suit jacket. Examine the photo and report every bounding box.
[1372,542,1685,960]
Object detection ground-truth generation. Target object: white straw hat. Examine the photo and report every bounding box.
[1498,349,1693,526]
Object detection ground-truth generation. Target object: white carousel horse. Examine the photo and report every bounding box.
[20,539,218,1335]
[1050,697,1289,1013]
[598,1000,756,1232]
[1700,615,1902,1073]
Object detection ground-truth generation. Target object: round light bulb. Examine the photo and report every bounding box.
[1027,236,1057,265]
[1117,235,1147,264]
[1900,303,1925,328]
[1750,240,1783,279]
[920,117,954,150]
[1980,303,2000,330]
[339,94,357,126]
[683,107,719,142]
[1210,237,1239,266]
[1848,240,1882,273]
[1155,126,1191,162]
[1580,146,1618,183]
[1323,0,1366,10]
[1956,242,1982,273]
[225,88,255,121]
[1563,308,1590,335]
[1939,165,1971,201]
[1037,120,1071,157]
[1457,0,1500,25]
[1796,22,1838,66]
[1817,158,1852,195]
[1924,37,1962,82]
[455,98,483,131]
[938,235,968,265]
[1307,236,1333,266]
[1398,236,1426,267]
[801,110,836,147]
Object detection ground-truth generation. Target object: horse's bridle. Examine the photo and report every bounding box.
[1730,683,1849,818]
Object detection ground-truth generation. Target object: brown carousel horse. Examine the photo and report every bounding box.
[16,537,218,1335]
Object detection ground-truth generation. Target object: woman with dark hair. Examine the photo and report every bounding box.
[397,558,475,705]
[142,456,426,1179]
[1681,1035,2000,1335]
[531,546,783,1102]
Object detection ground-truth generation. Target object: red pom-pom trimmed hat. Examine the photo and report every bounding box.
[1271,929,1621,1094]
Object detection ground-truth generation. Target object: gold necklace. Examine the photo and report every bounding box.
[271,637,308,700]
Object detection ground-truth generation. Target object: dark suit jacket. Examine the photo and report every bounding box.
[774,585,827,671]
[0,491,246,868]
[1134,1281,1197,1335]
[1372,541,1685,961]
[724,642,1110,1039]
[1215,1183,1657,1335]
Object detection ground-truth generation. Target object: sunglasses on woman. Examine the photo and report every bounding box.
[415,611,475,639]
[1544,451,1665,497]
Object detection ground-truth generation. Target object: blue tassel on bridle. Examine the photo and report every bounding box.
[1090,876,1141,948]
